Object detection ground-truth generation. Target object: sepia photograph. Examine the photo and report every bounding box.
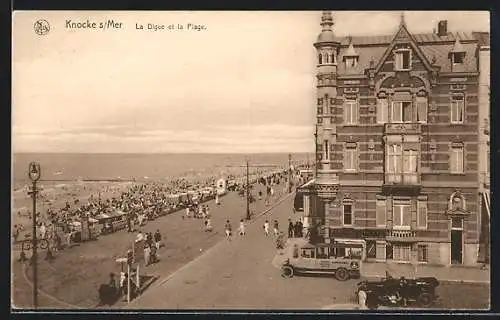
[11,10,490,311]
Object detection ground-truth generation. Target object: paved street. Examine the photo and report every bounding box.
[127,193,490,310]
[127,194,359,309]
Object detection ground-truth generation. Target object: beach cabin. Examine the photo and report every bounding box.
[216,178,227,196]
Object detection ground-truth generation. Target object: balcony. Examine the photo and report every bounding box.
[384,123,422,135]
[386,229,418,242]
[382,173,421,195]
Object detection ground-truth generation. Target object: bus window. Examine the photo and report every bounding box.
[317,247,327,259]
[301,249,315,258]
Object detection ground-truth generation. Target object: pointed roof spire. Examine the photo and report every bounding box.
[344,36,359,57]
[399,11,406,28]
[320,11,334,32]
[451,38,466,53]
[344,37,359,57]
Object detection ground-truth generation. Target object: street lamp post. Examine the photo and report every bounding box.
[288,154,292,193]
[246,159,250,221]
[28,162,41,309]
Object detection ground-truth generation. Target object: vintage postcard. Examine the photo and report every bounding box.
[11,10,490,311]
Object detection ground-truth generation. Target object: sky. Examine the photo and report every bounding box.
[12,11,490,153]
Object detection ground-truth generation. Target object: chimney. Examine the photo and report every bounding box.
[437,20,448,37]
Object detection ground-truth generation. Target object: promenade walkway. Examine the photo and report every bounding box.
[12,183,290,309]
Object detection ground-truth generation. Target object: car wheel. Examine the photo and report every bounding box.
[418,292,433,307]
[335,267,349,281]
[281,266,294,278]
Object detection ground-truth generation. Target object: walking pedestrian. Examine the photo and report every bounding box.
[144,244,151,266]
[239,219,246,236]
[224,220,232,241]
[288,219,294,238]
[263,220,270,236]
[154,229,162,250]
[204,218,213,232]
[273,220,279,237]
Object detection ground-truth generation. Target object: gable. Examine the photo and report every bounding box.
[374,25,433,74]
[378,43,429,73]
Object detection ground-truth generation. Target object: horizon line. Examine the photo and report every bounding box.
[13,151,315,155]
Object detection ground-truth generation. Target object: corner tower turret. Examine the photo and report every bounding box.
[313,11,340,209]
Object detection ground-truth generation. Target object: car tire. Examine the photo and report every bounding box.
[417,292,433,307]
[335,267,349,281]
[281,266,294,278]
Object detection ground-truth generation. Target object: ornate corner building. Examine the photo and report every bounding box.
[302,12,490,266]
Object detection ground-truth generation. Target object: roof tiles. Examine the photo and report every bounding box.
[332,31,485,75]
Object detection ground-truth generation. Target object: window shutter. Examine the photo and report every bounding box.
[356,146,360,171]
[343,145,347,170]
[379,99,388,123]
[387,198,393,229]
[417,200,428,229]
[354,101,358,124]
[417,98,428,123]
[393,205,401,226]
[376,199,387,227]
[402,205,411,227]
[344,103,349,124]
[376,100,383,123]
[458,148,464,173]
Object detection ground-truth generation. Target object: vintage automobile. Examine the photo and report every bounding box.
[356,273,439,309]
[280,239,362,281]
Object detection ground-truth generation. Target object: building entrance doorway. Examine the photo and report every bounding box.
[451,230,463,264]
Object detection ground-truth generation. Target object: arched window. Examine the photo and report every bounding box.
[331,53,335,64]
[325,53,329,64]
[318,54,322,65]
[449,191,466,211]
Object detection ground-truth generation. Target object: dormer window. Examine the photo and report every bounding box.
[343,42,359,69]
[450,38,466,66]
[345,57,357,68]
[394,49,411,70]
[452,52,465,64]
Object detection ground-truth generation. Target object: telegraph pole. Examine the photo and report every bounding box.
[28,162,41,309]
[246,159,250,220]
[288,154,292,193]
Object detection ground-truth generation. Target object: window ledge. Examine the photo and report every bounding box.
[388,260,412,264]
[450,172,466,175]
[450,122,465,125]
[343,170,358,174]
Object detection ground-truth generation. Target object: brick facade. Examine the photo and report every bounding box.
[309,12,489,266]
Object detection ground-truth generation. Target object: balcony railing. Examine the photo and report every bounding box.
[385,173,420,185]
[388,230,417,238]
[384,123,422,135]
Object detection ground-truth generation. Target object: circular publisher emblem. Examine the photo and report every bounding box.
[34,19,50,36]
